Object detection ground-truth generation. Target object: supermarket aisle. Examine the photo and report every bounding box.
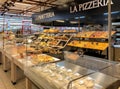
[0,65,25,89]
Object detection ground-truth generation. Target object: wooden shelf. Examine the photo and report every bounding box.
[67,41,108,50]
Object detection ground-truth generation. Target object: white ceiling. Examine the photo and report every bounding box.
[0,0,73,17]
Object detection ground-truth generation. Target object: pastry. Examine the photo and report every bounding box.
[78,81,87,89]
[63,29,76,33]
[31,54,54,63]
[84,77,95,88]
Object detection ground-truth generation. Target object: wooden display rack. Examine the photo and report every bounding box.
[67,31,116,58]
[52,34,72,49]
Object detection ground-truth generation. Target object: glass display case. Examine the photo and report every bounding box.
[25,60,94,89]
[64,51,120,89]
[0,30,16,64]
[24,32,72,60]
[69,72,119,89]
[24,30,120,89]
[24,51,120,89]
[64,51,118,71]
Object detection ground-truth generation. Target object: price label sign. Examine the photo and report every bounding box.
[22,20,32,34]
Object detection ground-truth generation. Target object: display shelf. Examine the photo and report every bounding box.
[67,40,108,50]
[75,31,95,38]
[27,33,72,56]
[67,31,116,58]
[113,45,120,48]
[1,37,62,84]
[43,29,77,33]
[75,31,116,39]
[63,29,77,33]
[114,27,120,46]
[43,29,60,33]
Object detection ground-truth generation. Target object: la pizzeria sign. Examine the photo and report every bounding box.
[70,0,113,13]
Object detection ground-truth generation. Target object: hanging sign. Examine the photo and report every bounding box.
[35,12,55,20]
[22,20,32,34]
[70,0,114,13]
[32,0,120,24]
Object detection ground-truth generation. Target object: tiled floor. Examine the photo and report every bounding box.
[0,65,38,89]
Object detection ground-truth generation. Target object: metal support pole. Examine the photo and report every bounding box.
[3,15,5,49]
[78,18,80,32]
[108,0,112,60]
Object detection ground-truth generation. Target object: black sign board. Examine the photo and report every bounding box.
[32,0,120,24]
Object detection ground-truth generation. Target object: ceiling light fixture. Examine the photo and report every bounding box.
[56,20,65,23]
[75,16,85,19]
[104,11,120,15]
[70,21,78,24]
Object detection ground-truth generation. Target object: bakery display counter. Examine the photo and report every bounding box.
[4,45,18,60]
[28,34,72,56]
[64,51,120,89]
[2,44,17,71]
[25,61,94,89]
[0,42,33,82]
[11,53,55,84]
[25,60,120,89]
[54,34,71,41]
[67,40,108,50]
[12,53,26,70]
[2,42,60,84]
[68,72,119,89]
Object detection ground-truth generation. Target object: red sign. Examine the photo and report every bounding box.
[22,20,32,35]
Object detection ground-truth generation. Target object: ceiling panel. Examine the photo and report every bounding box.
[0,0,73,16]
[10,2,34,10]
